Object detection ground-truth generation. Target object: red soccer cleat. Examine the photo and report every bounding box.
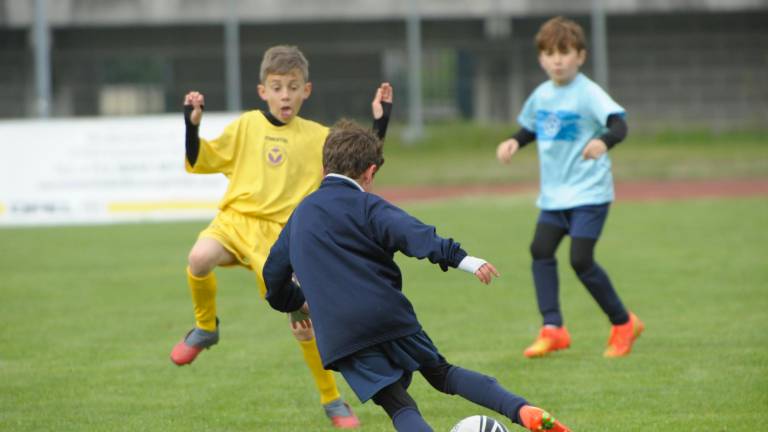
[519,405,571,432]
[325,400,361,429]
[170,320,220,366]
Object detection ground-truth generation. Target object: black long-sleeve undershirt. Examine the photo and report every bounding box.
[600,114,628,149]
[372,101,392,140]
[510,113,628,150]
[184,105,200,167]
[512,128,537,149]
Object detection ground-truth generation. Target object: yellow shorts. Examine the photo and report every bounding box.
[198,207,284,298]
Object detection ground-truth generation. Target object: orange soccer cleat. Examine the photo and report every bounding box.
[523,326,571,358]
[519,405,571,432]
[604,312,644,358]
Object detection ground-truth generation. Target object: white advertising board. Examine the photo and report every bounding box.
[0,113,238,226]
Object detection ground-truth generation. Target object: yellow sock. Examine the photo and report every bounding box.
[186,267,217,331]
[298,338,341,405]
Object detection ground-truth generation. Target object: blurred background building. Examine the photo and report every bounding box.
[1,0,766,131]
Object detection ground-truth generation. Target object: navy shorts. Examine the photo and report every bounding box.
[537,203,610,239]
[334,330,445,402]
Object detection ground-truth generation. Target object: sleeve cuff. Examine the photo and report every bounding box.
[458,256,487,274]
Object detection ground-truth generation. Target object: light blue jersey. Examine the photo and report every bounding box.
[518,73,625,210]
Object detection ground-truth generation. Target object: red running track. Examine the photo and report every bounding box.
[376,179,768,204]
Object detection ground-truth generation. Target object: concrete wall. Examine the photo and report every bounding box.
[3,0,767,25]
[607,12,768,130]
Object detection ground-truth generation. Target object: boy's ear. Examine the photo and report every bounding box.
[365,164,378,181]
[303,82,313,100]
[257,84,268,101]
[358,163,378,190]
[577,49,587,65]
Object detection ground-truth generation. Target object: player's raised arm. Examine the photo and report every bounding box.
[184,91,205,125]
[183,91,205,167]
[371,82,393,140]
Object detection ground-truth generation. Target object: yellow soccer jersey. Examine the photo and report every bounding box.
[186,110,328,224]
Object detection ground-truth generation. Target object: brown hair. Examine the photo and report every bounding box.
[260,45,309,82]
[535,16,586,53]
[323,119,384,179]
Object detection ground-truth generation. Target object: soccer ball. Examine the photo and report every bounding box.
[450,415,509,432]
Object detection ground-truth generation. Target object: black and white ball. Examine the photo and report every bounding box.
[450,415,509,432]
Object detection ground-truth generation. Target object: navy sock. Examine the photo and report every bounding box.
[445,367,528,425]
[577,263,629,325]
[391,407,432,432]
[532,258,562,326]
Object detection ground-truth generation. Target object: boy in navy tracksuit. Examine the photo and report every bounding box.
[263,120,570,432]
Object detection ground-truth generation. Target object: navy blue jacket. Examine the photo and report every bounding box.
[263,175,467,368]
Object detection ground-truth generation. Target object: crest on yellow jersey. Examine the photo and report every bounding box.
[264,140,287,167]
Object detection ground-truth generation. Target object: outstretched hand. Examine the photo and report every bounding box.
[372,82,393,119]
[184,91,205,126]
[474,262,500,285]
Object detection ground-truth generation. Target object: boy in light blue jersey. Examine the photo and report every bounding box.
[496,16,643,358]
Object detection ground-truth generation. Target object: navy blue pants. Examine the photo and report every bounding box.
[531,203,629,326]
[335,331,527,432]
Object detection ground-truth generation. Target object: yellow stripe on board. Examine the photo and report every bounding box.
[108,201,218,213]
[0,203,5,214]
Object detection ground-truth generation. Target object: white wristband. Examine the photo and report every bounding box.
[458,256,486,274]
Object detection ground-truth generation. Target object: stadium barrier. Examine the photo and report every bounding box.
[0,113,237,226]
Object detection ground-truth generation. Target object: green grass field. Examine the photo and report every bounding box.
[2,195,766,431]
[375,125,768,186]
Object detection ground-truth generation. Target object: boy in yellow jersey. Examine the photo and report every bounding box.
[170,45,393,429]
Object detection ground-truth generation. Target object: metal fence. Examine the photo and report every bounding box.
[1,5,767,131]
